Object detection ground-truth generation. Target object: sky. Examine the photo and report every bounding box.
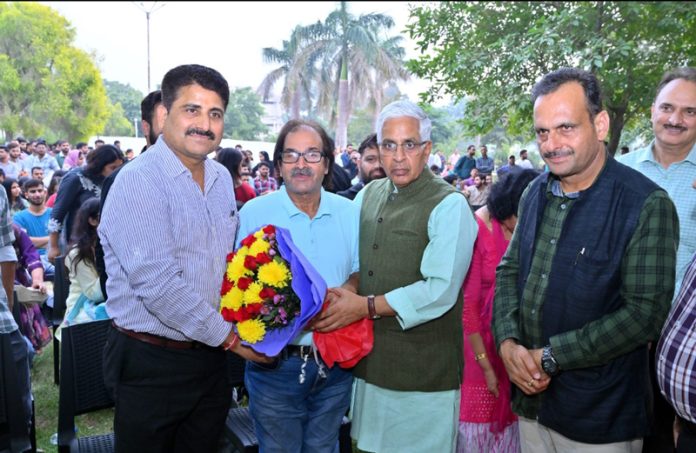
[41,1,434,104]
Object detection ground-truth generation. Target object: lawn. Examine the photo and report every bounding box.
[31,340,114,451]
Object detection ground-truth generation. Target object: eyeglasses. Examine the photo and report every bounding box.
[281,149,324,164]
[378,140,428,154]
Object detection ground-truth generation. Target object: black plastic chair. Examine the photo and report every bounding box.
[224,354,257,453]
[57,319,113,453]
[52,256,70,385]
[0,332,31,453]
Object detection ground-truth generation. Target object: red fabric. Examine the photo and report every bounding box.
[46,192,57,208]
[234,183,256,203]
[313,302,373,369]
[460,215,516,434]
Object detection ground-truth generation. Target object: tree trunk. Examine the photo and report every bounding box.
[335,61,349,150]
[607,107,625,156]
[291,90,301,120]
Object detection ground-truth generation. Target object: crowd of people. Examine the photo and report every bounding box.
[1,63,695,453]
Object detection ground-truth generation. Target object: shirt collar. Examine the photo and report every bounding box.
[279,186,331,219]
[151,137,222,193]
[642,140,696,165]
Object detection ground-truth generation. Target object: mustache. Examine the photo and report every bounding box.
[291,167,313,177]
[664,123,686,132]
[185,127,215,140]
[542,148,574,159]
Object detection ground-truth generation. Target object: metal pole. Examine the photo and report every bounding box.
[146,11,151,93]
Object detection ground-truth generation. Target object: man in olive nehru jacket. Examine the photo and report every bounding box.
[313,100,477,452]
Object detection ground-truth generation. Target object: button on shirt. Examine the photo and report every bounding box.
[657,254,696,422]
[618,142,696,297]
[99,138,238,346]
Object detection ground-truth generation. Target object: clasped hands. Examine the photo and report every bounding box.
[499,339,551,395]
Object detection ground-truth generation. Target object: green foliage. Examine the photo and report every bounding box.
[102,101,134,136]
[407,1,696,154]
[0,2,109,142]
[104,80,144,124]
[224,87,269,141]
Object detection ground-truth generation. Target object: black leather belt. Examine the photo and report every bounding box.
[283,345,314,358]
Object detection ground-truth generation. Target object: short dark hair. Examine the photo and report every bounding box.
[31,166,43,174]
[83,144,124,178]
[272,119,334,191]
[141,89,163,124]
[23,178,43,192]
[161,64,230,111]
[216,147,245,181]
[655,67,696,98]
[358,133,378,156]
[256,161,271,170]
[75,142,87,149]
[520,149,528,155]
[487,169,540,222]
[531,67,603,120]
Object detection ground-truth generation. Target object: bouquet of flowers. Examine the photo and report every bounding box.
[219,225,326,357]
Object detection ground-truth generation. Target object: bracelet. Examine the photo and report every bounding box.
[474,352,487,362]
[367,294,380,320]
[222,333,240,351]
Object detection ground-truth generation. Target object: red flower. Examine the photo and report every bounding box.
[263,225,276,235]
[237,277,253,290]
[220,277,234,295]
[244,255,258,270]
[226,252,235,262]
[259,287,277,300]
[255,252,272,265]
[245,303,263,316]
[221,307,234,322]
[240,234,257,248]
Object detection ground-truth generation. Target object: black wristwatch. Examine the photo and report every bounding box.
[541,345,560,376]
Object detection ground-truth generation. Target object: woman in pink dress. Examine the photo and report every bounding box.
[458,169,539,453]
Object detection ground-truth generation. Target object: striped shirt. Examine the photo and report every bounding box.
[657,254,696,422]
[99,137,238,346]
[0,188,18,334]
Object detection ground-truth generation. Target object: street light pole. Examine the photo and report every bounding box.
[134,2,166,94]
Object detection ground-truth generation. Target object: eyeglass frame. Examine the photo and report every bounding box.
[280,149,325,164]
[378,140,430,154]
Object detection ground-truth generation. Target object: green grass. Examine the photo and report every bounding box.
[31,340,114,451]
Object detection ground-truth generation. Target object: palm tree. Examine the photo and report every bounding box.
[257,26,316,120]
[299,1,410,149]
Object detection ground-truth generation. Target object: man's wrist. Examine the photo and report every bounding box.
[367,294,380,320]
[221,331,240,351]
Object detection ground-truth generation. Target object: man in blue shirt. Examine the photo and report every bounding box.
[476,144,495,175]
[238,119,360,453]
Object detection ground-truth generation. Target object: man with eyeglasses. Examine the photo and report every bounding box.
[237,119,360,452]
[313,100,477,452]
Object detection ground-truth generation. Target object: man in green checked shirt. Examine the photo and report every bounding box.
[492,67,679,452]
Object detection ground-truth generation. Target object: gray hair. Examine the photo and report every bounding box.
[376,100,432,143]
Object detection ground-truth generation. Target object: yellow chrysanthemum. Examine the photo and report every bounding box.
[237,319,266,343]
[220,286,244,311]
[248,238,270,256]
[227,247,252,280]
[243,282,264,305]
[253,229,265,239]
[257,260,290,288]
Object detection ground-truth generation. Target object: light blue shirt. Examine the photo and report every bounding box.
[99,137,238,346]
[618,141,696,297]
[237,186,360,345]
